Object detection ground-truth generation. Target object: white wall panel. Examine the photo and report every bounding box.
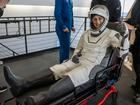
[3,5,54,17]
[0,33,58,59]
[3,5,90,17]
[27,33,58,53]
[3,0,134,17]
[9,0,92,7]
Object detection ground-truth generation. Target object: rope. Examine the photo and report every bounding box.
[70,21,85,45]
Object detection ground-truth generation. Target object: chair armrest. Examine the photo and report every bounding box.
[89,65,105,80]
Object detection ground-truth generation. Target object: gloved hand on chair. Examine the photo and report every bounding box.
[72,49,82,64]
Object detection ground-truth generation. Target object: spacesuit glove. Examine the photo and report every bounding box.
[77,52,82,57]
[77,48,83,57]
[72,55,79,64]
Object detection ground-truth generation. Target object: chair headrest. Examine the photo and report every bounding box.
[100,46,119,67]
[107,22,128,36]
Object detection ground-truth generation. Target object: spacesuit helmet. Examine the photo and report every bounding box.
[89,5,109,36]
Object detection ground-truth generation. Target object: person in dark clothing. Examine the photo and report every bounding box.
[90,0,121,22]
[54,0,75,63]
[0,0,9,93]
[0,8,4,17]
[126,0,140,104]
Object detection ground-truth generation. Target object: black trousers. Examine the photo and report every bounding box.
[131,29,140,93]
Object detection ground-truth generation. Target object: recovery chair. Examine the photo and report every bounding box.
[1,22,128,105]
[1,47,123,105]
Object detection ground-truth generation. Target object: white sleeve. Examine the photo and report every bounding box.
[72,31,85,56]
[109,23,130,57]
[110,32,120,48]
[119,23,130,57]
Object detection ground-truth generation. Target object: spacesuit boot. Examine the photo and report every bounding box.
[133,93,140,104]
[3,66,55,96]
[25,76,74,105]
[133,77,140,104]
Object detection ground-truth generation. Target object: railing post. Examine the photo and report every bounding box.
[23,17,28,54]
[13,52,15,56]
[39,19,41,33]
[84,17,87,31]
[29,17,32,34]
[5,23,8,36]
[18,21,21,35]
[48,17,50,32]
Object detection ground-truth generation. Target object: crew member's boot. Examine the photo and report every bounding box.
[133,93,140,104]
[133,77,140,104]
[3,66,55,96]
[25,76,74,105]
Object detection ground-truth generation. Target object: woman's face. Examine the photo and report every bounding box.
[92,15,104,29]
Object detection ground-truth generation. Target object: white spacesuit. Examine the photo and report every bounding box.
[50,5,129,87]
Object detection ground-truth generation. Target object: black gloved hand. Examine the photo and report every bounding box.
[72,55,79,64]
[77,52,82,57]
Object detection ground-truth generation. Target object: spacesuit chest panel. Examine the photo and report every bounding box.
[80,29,112,63]
[87,29,110,45]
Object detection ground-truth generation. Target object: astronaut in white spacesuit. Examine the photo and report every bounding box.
[3,5,129,105]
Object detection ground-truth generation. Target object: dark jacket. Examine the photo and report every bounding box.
[127,0,140,52]
[127,0,140,30]
[90,0,121,22]
[54,0,74,30]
